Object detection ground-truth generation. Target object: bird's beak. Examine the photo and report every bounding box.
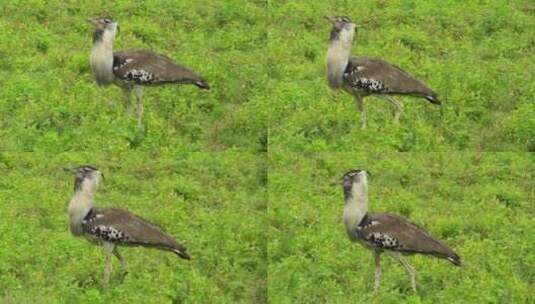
[330,178,343,186]
[324,16,335,23]
[63,166,77,173]
[87,18,97,25]
[115,22,120,35]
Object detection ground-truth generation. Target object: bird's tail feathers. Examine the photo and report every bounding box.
[425,94,441,105]
[195,80,210,90]
[172,248,191,260]
[447,253,461,266]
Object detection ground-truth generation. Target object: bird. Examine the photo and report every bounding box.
[66,165,190,284]
[333,169,460,292]
[88,16,210,127]
[325,16,441,129]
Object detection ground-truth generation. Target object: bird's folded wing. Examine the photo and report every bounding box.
[357,213,458,260]
[345,56,435,96]
[113,50,203,85]
[82,208,187,252]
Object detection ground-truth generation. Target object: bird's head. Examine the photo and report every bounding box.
[65,165,103,193]
[88,16,119,43]
[325,16,356,41]
[332,169,371,188]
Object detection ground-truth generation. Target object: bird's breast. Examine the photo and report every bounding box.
[90,46,115,85]
[326,44,350,89]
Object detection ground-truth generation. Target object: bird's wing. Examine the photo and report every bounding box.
[357,213,460,265]
[82,208,189,259]
[113,50,209,88]
[345,56,437,99]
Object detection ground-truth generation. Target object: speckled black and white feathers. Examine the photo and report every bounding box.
[344,57,441,105]
[113,50,209,89]
[367,231,400,249]
[355,213,460,266]
[82,208,190,260]
[124,69,155,84]
[90,224,130,242]
[345,71,388,94]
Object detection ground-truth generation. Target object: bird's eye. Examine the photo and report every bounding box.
[104,18,111,24]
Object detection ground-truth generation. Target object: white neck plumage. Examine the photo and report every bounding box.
[326,27,355,89]
[90,29,116,86]
[343,180,368,234]
[68,180,96,236]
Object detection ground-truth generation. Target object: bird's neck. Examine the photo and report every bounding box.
[68,189,95,236]
[326,29,354,89]
[343,182,368,233]
[90,30,115,86]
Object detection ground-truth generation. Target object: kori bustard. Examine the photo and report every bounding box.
[326,16,441,129]
[89,17,209,127]
[334,169,460,292]
[66,165,190,284]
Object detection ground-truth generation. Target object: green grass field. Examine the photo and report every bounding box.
[268,152,534,303]
[0,151,267,303]
[269,0,534,152]
[0,0,534,303]
[0,0,268,152]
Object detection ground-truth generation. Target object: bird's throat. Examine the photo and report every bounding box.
[343,183,368,233]
[326,30,353,89]
[90,40,115,86]
[68,191,94,236]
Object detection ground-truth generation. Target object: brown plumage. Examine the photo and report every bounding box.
[325,16,441,128]
[345,57,440,105]
[67,165,190,284]
[89,17,209,127]
[83,208,190,259]
[113,51,209,89]
[357,213,460,265]
[338,169,460,292]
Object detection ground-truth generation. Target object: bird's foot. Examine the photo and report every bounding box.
[119,270,129,282]
[125,106,135,116]
[360,115,368,129]
[136,120,146,132]
[393,110,402,124]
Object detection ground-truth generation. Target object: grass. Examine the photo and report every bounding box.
[268,152,534,303]
[269,0,534,152]
[0,1,269,301]
[0,0,533,303]
[0,151,267,303]
[0,0,268,152]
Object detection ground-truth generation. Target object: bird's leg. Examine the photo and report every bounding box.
[374,250,382,292]
[134,85,144,128]
[121,87,134,116]
[391,252,417,292]
[384,96,403,124]
[113,247,128,274]
[103,242,115,285]
[355,95,367,129]
[104,253,112,284]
